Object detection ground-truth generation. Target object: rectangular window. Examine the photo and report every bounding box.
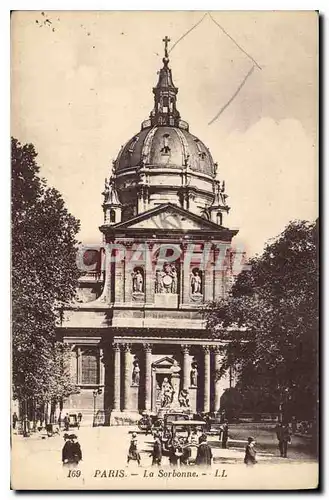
[81,349,99,385]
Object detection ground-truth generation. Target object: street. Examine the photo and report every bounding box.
[11,424,318,490]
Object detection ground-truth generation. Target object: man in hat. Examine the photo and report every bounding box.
[220,420,229,449]
[62,434,82,467]
[244,437,257,466]
[63,413,70,432]
[169,437,183,467]
[196,434,213,467]
[150,433,162,466]
[12,412,18,430]
[275,422,291,458]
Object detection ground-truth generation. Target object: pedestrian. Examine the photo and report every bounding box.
[190,429,199,446]
[275,422,291,458]
[221,421,229,449]
[244,437,257,466]
[23,415,30,437]
[204,413,211,432]
[63,413,70,432]
[196,434,212,467]
[150,433,162,466]
[12,412,18,430]
[78,412,83,424]
[169,438,183,467]
[145,414,153,436]
[62,434,82,467]
[127,432,141,466]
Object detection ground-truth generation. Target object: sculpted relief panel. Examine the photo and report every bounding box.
[155,262,178,294]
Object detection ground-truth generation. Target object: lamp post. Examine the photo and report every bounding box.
[92,388,102,427]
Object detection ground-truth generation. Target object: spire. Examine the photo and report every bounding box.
[102,163,122,225]
[150,36,181,127]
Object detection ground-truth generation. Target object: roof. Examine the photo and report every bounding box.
[100,202,238,237]
[115,125,215,177]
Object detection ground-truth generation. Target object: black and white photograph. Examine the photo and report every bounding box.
[10,10,319,490]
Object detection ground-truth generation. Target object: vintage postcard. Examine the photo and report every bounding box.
[11,10,319,490]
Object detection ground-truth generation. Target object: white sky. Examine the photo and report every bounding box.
[11,10,318,257]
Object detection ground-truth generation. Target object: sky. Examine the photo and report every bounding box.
[11,10,318,257]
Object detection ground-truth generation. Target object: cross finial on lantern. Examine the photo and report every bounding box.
[163,36,170,58]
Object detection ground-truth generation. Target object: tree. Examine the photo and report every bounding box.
[205,220,319,421]
[12,137,81,422]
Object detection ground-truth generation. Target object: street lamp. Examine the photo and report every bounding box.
[92,388,102,427]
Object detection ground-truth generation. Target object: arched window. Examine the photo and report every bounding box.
[110,209,116,223]
[160,134,171,154]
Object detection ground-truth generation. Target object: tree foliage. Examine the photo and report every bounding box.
[205,220,319,419]
[12,137,81,409]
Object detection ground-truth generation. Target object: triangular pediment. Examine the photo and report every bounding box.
[111,203,224,232]
[152,356,176,368]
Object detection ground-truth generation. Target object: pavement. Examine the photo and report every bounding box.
[11,424,318,490]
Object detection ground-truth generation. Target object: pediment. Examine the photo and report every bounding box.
[152,356,176,368]
[113,203,222,231]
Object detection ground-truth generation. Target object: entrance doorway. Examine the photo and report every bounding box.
[151,356,180,413]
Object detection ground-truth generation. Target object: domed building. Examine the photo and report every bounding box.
[58,38,240,425]
[104,38,228,226]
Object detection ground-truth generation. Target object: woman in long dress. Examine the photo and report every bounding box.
[127,432,141,466]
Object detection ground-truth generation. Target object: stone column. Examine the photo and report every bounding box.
[145,242,155,304]
[125,243,134,303]
[204,243,214,302]
[203,345,210,413]
[76,347,81,384]
[123,344,131,411]
[114,248,125,303]
[99,348,105,386]
[113,343,121,411]
[182,243,190,305]
[213,346,222,412]
[143,343,152,411]
[181,344,190,390]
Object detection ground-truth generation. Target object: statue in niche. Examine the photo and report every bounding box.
[191,269,202,295]
[170,360,181,407]
[132,269,144,293]
[161,377,174,408]
[132,358,140,386]
[190,360,198,387]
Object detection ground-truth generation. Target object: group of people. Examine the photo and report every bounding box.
[127,429,213,468]
[12,411,84,436]
[62,433,82,466]
[243,422,293,466]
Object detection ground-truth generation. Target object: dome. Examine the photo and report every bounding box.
[116,124,215,177]
[103,36,229,225]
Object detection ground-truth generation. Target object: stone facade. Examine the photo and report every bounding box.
[57,38,239,425]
